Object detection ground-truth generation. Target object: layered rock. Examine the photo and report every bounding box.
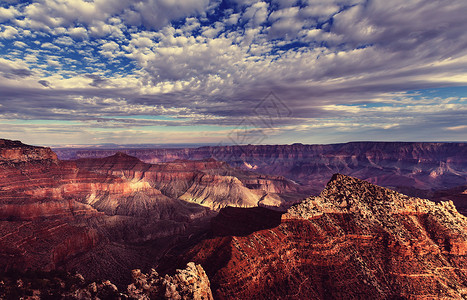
[0,139,209,284]
[76,153,302,210]
[1,139,57,162]
[0,138,303,285]
[184,174,467,299]
[54,142,467,194]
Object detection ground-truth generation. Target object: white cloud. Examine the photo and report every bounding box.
[0,6,19,22]
[0,25,18,39]
[242,1,269,27]
[41,42,61,51]
[54,36,74,45]
[68,26,88,40]
[13,41,27,48]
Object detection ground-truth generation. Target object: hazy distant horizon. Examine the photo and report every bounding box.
[46,140,467,149]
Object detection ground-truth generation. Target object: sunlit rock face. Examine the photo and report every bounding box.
[127,262,213,300]
[1,139,57,162]
[184,174,467,299]
[75,153,302,211]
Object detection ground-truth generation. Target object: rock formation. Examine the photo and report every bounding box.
[75,153,302,210]
[0,139,210,284]
[128,262,213,300]
[183,174,467,299]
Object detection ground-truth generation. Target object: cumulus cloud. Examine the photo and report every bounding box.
[13,40,27,48]
[0,25,18,38]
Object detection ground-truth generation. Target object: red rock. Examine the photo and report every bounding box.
[183,174,467,299]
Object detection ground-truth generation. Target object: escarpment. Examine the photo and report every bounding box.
[55,142,467,195]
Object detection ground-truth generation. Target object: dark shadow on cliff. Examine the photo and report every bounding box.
[210,206,284,237]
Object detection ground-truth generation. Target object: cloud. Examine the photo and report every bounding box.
[13,40,27,48]
[0,58,33,79]
[0,6,19,22]
[38,80,50,87]
[0,25,18,38]
[54,36,74,45]
[0,0,467,144]
[68,26,88,40]
[41,42,62,51]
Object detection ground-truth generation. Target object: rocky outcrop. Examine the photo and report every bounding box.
[1,139,57,162]
[184,174,467,299]
[128,262,213,300]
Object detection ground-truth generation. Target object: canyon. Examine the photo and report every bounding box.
[1,138,467,299]
[0,138,302,285]
[55,142,467,195]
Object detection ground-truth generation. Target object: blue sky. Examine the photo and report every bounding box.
[0,0,466,146]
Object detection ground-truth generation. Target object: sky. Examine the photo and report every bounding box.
[0,0,466,146]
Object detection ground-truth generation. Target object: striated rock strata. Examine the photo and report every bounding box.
[184,174,467,299]
[0,138,303,284]
[75,153,302,210]
[54,142,467,194]
[0,139,209,284]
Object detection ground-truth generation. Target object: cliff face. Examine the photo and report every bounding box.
[1,139,57,162]
[184,174,467,299]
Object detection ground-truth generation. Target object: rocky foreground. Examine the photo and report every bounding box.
[0,262,213,299]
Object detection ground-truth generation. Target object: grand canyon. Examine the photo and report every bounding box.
[1,138,466,299]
